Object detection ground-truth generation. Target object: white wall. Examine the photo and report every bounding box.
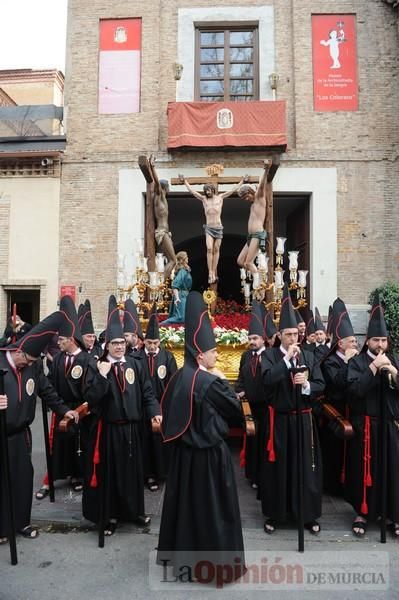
[4,177,60,313]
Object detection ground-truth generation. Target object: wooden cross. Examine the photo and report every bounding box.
[139,154,280,280]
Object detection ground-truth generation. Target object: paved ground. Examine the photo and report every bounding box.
[0,401,398,599]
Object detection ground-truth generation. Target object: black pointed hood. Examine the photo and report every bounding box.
[78,299,95,335]
[331,298,355,345]
[366,295,388,339]
[124,298,143,338]
[161,291,216,443]
[264,309,278,339]
[58,295,85,349]
[184,291,216,367]
[145,303,160,340]
[278,284,298,331]
[295,309,304,326]
[248,300,265,338]
[105,295,124,344]
[2,311,64,358]
[302,308,315,336]
[326,305,333,337]
[314,307,326,332]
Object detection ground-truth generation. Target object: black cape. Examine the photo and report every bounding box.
[157,369,245,581]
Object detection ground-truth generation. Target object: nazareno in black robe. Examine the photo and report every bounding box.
[157,367,245,581]
[345,351,399,522]
[258,347,325,524]
[82,356,159,525]
[235,348,268,487]
[0,353,69,537]
[46,349,92,481]
[137,347,177,482]
[319,351,350,495]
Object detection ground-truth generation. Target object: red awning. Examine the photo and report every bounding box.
[167,100,287,150]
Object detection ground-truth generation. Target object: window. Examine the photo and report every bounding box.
[195,24,259,102]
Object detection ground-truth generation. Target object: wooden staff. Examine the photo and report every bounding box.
[291,365,308,553]
[0,368,18,565]
[241,399,256,436]
[380,369,388,544]
[41,399,55,502]
[98,419,107,548]
[11,304,17,344]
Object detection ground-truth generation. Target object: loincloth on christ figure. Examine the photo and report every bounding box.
[247,230,267,252]
[155,227,172,245]
[203,224,223,240]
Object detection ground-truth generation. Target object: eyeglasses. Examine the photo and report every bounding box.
[109,341,126,346]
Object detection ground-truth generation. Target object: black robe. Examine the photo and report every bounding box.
[82,356,159,525]
[235,348,268,486]
[258,347,325,523]
[0,353,69,537]
[320,352,350,495]
[137,347,177,481]
[157,372,245,580]
[345,352,399,521]
[47,350,93,481]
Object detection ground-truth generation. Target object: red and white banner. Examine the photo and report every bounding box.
[312,15,358,112]
[98,19,141,114]
[167,101,287,149]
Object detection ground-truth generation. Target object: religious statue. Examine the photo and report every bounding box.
[151,158,176,279]
[160,251,192,325]
[237,161,269,274]
[179,174,244,285]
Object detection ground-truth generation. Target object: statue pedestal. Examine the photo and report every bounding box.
[165,343,246,383]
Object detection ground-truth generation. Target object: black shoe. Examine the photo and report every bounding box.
[135,515,151,526]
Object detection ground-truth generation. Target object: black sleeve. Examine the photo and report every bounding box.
[36,363,69,417]
[206,377,244,427]
[136,361,161,419]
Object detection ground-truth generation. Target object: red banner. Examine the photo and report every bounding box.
[60,286,76,303]
[312,15,358,112]
[167,101,287,150]
[98,19,141,114]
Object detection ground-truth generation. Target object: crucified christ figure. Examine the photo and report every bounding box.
[237,161,269,274]
[151,158,176,279]
[179,174,244,284]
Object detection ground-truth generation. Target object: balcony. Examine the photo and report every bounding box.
[167,100,287,151]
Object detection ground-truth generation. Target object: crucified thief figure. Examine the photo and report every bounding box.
[151,159,176,279]
[179,174,244,284]
[237,162,269,274]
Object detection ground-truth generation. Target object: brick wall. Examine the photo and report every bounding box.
[62,0,399,325]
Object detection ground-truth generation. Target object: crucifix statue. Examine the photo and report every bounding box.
[177,165,244,285]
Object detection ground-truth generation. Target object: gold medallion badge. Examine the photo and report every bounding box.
[71,365,83,380]
[125,368,135,384]
[26,378,35,396]
[157,365,167,380]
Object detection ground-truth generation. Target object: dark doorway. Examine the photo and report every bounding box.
[166,192,310,303]
[6,289,41,327]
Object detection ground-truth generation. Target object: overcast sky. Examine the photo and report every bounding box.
[0,0,67,73]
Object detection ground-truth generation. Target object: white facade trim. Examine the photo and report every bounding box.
[118,166,337,314]
[176,6,275,101]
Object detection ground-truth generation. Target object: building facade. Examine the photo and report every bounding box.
[58,0,399,329]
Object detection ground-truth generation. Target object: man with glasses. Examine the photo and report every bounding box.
[82,296,161,537]
[0,312,78,544]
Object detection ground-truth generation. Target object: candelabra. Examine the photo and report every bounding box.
[116,250,172,317]
[240,237,308,319]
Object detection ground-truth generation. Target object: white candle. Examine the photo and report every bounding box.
[298,270,308,287]
[276,237,287,254]
[149,271,158,287]
[141,257,148,272]
[244,283,251,298]
[257,253,266,269]
[288,251,299,270]
[253,272,260,289]
[274,269,283,288]
[240,268,246,280]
